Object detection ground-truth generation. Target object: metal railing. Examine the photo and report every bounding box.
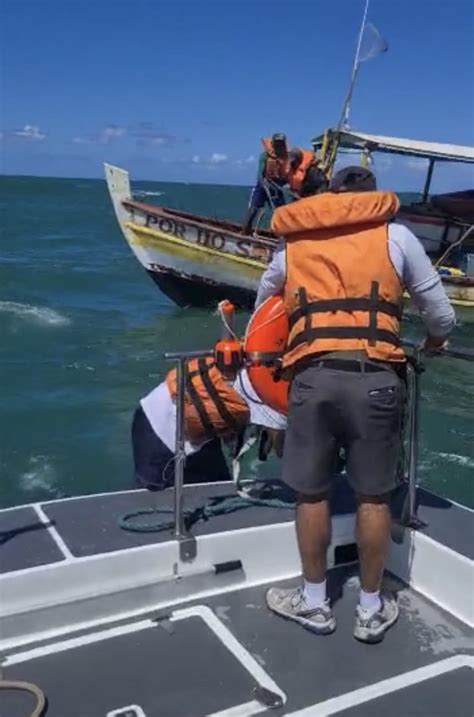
[166,343,473,545]
[402,341,473,526]
[164,350,213,543]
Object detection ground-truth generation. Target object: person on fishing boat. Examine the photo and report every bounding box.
[287,148,329,198]
[132,360,286,491]
[256,165,456,643]
[242,133,290,235]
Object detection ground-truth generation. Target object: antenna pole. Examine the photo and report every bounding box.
[337,0,370,130]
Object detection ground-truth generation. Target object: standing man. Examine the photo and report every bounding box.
[256,166,456,643]
[242,133,290,235]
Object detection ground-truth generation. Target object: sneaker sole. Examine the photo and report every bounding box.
[267,601,336,635]
[353,606,400,644]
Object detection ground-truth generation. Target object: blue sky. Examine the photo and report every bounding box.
[1,0,473,190]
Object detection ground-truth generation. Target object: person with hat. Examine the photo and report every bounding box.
[255,166,456,643]
[242,133,290,235]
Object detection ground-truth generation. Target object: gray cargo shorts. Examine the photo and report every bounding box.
[282,362,405,497]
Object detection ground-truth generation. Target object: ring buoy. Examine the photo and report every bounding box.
[244,296,289,414]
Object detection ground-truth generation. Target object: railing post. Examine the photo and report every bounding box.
[164,349,213,557]
[401,346,427,529]
[174,357,187,540]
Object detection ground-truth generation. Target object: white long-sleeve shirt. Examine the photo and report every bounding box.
[255,223,456,338]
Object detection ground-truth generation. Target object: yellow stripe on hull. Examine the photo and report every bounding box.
[127,223,474,309]
[126,222,266,277]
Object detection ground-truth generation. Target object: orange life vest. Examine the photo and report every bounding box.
[271,191,406,369]
[244,296,289,415]
[288,149,316,194]
[166,357,250,442]
[261,137,289,183]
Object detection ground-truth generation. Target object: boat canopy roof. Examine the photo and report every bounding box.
[312,129,474,164]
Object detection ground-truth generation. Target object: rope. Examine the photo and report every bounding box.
[434,224,474,268]
[216,302,239,341]
[0,680,47,717]
[119,480,295,533]
[244,309,287,342]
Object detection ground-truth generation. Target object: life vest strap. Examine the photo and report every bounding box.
[288,293,402,330]
[196,358,240,433]
[287,326,401,353]
[185,362,214,436]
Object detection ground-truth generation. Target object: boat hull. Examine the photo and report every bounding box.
[146,266,256,308]
[105,164,474,310]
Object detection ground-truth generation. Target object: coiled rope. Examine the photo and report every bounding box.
[119,480,295,533]
[0,680,47,717]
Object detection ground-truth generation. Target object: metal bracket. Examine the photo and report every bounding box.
[179,534,197,562]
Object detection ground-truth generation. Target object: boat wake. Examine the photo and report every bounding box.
[0,301,71,327]
[19,455,59,495]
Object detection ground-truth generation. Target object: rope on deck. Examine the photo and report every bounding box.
[118,480,295,533]
[0,680,47,716]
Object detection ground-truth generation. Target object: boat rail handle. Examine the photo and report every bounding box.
[165,343,473,539]
[164,350,213,540]
[402,340,473,526]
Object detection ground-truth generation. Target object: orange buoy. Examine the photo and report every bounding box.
[244,296,289,414]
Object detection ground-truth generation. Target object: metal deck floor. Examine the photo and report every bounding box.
[2,567,472,717]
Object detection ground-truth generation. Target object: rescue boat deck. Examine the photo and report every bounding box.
[1,482,473,717]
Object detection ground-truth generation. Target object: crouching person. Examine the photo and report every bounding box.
[132,356,286,491]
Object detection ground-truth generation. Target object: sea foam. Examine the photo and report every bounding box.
[0,301,70,326]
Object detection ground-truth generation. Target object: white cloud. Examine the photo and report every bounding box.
[407,157,429,172]
[99,125,126,143]
[13,124,46,141]
[72,125,126,145]
[210,152,228,164]
[145,136,165,145]
[192,155,200,164]
[234,154,256,167]
[72,136,95,145]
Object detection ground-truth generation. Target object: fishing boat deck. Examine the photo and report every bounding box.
[1,483,473,716]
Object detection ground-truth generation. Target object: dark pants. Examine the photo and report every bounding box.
[248,180,286,212]
[243,179,286,234]
[132,407,232,491]
[282,363,405,497]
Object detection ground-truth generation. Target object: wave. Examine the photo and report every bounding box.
[0,301,71,326]
[133,190,164,198]
[19,455,58,495]
[437,452,474,469]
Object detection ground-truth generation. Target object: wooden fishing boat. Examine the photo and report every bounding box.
[105,162,474,310]
[105,163,275,309]
[312,129,474,308]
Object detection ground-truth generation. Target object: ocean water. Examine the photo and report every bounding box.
[0,175,473,509]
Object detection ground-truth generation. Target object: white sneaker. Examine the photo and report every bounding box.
[266,586,336,635]
[354,593,399,643]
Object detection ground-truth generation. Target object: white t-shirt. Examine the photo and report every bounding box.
[140,368,287,457]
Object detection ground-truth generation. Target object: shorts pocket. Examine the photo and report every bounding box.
[289,377,316,406]
[367,382,403,439]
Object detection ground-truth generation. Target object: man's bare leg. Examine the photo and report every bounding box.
[353,495,399,642]
[266,493,336,634]
[356,497,391,593]
[296,494,331,582]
